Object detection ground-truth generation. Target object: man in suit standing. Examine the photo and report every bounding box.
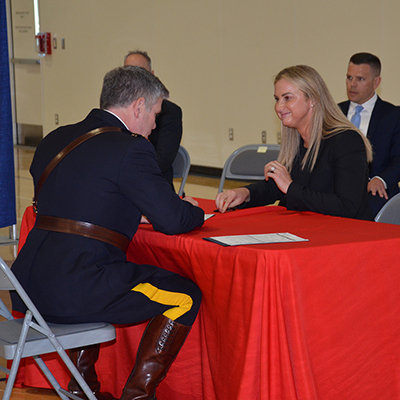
[338,52,400,217]
[124,50,183,192]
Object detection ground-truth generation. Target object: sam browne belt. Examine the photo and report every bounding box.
[35,214,130,253]
[33,126,130,252]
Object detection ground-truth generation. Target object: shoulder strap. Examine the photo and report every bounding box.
[32,126,123,213]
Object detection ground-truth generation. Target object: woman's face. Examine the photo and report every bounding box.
[274,78,314,136]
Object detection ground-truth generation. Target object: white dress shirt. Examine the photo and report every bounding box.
[347,93,386,188]
[347,93,377,137]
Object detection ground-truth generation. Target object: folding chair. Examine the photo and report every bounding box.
[172,145,191,197]
[374,192,400,224]
[218,144,281,193]
[0,256,116,400]
[0,224,18,245]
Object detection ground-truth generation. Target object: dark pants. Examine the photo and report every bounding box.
[43,268,201,327]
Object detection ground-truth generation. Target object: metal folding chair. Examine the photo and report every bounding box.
[374,192,400,224]
[218,144,281,193]
[0,256,116,400]
[172,145,191,197]
[0,225,18,245]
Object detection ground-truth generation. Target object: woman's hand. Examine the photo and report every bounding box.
[264,161,293,194]
[215,188,250,213]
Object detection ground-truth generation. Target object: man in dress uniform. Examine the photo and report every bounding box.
[11,66,204,400]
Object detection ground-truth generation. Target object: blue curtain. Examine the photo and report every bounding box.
[0,0,16,228]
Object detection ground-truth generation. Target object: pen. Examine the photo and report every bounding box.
[213,207,237,213]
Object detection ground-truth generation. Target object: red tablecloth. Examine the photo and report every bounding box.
[14,201,400,399]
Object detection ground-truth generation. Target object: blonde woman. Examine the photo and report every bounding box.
[216,65,373,220]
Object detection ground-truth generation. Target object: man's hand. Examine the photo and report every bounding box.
[368,177,388,199]
[183,196,199,207]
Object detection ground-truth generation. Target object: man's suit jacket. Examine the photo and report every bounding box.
[338,97,400,202]
[149,99,183,191]
[11,109,203,318]
[245,130,373,221]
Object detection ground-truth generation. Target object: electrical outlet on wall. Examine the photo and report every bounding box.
[277,131,281,144]
[261,130,267,144]
[229,128,234,140]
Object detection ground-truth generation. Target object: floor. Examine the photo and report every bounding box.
[0,145,248,399]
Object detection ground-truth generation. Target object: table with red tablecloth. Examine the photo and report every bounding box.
[13,200,400,399]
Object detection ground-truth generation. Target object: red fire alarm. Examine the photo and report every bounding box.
[35,32,52,56]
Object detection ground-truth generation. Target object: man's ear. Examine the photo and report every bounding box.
[373,76,382,91]
[132,97,146,118]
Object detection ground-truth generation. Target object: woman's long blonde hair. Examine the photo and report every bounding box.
[276,65,373,172]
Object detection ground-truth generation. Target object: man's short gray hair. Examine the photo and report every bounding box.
[100,66,169,111]
[124,50,152,71]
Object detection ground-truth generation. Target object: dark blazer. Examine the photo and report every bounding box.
[338,97,400,215]
[149,99,183,190]
[245,130,373,221]
[11,109,204,318]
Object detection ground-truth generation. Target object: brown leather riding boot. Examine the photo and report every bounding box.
[120,315,191,400]
[68,344,115,400]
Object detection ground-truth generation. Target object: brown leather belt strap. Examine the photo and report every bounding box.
[33,126,123,212]
[35,214,130,253]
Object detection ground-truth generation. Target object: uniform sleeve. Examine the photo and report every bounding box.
[118,138,204,235]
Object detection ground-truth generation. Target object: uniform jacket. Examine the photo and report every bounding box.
[11,109,204,317]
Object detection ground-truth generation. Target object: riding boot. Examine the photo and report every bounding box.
[120,314,191,400]
[68,343,115,400]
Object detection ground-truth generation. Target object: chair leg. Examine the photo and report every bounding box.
[3,312,33,400]
[68,344,115,400]
[33,355,71,400]
[120,315,191,400]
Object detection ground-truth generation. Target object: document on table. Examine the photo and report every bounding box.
[204,232,308,246]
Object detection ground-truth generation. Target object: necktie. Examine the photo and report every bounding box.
[351,105,363,128]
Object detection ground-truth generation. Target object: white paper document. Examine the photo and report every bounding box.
[204,232,308,246]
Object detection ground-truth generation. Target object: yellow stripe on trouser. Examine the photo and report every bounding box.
[131,282,193,320]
